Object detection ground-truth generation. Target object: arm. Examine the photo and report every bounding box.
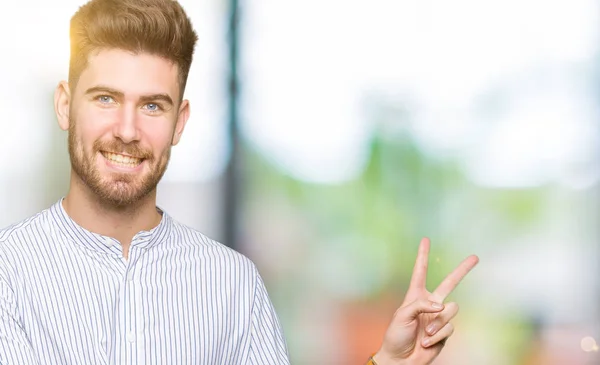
[247,266,291,365]
[0,271,39,364]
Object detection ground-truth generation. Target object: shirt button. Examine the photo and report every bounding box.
[127,331,135,343]
[105,237,114,247]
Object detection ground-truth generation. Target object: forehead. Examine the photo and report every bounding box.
[77,49,180,100]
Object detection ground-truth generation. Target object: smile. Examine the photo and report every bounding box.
[100,151,144,168]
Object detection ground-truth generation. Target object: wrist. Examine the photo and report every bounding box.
[371,352,409,365]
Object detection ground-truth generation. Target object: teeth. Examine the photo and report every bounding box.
[103,152,142,167]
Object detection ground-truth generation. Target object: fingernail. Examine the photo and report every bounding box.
[432,302,443,309]
[427,323,437,334]
[422,338,430,347]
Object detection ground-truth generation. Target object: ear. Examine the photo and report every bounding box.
[171,99,190,146]
[54,81,71,131]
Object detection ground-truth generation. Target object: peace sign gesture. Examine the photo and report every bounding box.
[372,238,479,365]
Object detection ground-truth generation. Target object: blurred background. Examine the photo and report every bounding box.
[1,0,599,364]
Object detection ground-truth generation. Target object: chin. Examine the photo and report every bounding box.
[94,180,154,208]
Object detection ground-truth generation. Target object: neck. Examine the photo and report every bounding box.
[63,172,162,259]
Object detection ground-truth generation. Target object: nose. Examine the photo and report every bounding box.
[112,105,141,144]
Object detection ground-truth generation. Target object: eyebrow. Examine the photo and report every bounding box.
[85,86,124,98]
[139,94,174,107]
[85,86,174,107]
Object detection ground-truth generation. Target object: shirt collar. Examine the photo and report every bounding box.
[49,198,173,256]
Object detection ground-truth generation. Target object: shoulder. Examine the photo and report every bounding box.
[168,218,258,274]
[0,208,51,280]
[0,208,49,247]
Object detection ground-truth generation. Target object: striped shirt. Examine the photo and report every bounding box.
[0,199,290,364]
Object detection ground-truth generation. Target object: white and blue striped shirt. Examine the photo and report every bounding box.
[0,199,290,364]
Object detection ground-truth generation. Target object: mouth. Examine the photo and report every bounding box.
[100,151,145,168]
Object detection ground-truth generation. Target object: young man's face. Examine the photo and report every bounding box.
[56,49,189,207]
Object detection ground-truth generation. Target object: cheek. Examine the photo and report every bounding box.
[74,124,104,149]
[73,109,114,145]
[141,123,176,155]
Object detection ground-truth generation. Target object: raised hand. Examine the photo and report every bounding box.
[372,238,479,365]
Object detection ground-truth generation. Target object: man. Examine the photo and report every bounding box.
[0,0,478,364]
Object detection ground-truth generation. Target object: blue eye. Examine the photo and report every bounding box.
[144,103,162,112]
[98,95,114,103]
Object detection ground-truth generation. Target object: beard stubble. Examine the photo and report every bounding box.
[67,119,171,208]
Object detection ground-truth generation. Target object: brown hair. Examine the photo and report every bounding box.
[69,0,198,99]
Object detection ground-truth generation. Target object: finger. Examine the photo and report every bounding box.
[395,298,444,323]
[425,302,459,336]
[432,254,479,301]
[422,322,454,348]
[407,238,431,293]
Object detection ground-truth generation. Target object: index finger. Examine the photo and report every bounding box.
[407,237,431,293]
[432,255,479,301]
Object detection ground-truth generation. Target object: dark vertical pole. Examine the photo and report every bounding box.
[223,0,241,250]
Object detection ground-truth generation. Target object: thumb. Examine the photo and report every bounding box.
[396,299,444,322]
